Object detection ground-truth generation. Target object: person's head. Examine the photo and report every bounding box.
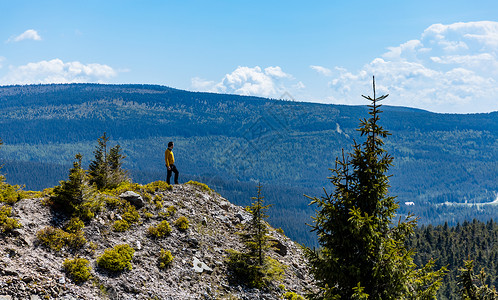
[168,141,174,148]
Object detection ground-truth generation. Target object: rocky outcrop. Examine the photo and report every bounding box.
[0,184,313,299]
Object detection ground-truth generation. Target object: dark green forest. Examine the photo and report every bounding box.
[0,83,497,246]
[409,219,498,299]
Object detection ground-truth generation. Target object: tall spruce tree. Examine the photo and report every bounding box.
[88,133,128,190]
[305,77,445,299]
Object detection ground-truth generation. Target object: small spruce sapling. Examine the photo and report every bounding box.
[227,184,284,288]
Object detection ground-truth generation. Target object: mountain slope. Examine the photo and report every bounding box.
[0,183,311,299]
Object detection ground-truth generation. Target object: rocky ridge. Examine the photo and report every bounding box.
[0,183,313,299]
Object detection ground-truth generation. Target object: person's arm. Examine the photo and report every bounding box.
[165,150,171,169]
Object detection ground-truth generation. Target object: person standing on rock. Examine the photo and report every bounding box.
[165,141,179,185]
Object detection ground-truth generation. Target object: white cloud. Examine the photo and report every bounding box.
[8,29,42,43]
[327,21,498,113]
[264,66,291,78]
[0,57,5,68]
[310,65,332,76]
[192,66,295,98]
[1,59,118,85]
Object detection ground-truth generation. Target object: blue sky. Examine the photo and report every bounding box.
[1,0,497,113]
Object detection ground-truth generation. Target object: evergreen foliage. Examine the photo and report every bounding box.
[458,260,498,300]
[408,220,498,299]
[158,249,174,269]
[96,244,135,272]
[0,205,22,233]
[227,185,284,288]
[88,133,128,190]
[51,154,100,220]
[63,257,92,283]
[174,216,189,231]
[36,226,87,251]
[147,220,172,238]
[305,77,446,299]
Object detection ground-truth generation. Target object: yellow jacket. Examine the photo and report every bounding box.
[165,148,175,167]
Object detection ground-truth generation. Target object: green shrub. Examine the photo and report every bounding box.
[166,205,176,217]
[226,249,284,289]
[97,244,135,272]
[0,205,22,233]
[283,291,305,300]
[147,220,172,238]
[142,192,152,204]
[174,216,189,231]
[36,226,86,251]
[145,181,172,193]
[0,175,22,205]
[51,154,101,220]
[122,203,139,224]
[112,219,130,232]
[185,180,212,192]
[63,257,91,283]
[154,195,164,209]
[65,217,85,233]
[158,249,174,269]
[107,181,142,196]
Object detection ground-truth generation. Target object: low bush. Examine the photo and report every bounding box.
[112,219,130,232]
[63,257,91,283]
[36,226,86,251]
[166,205,177,217]
[97,244,135,272]
[0,205,22,233]
[145,181,172,193]
[283,291,305,300]
[121,203,139,224]
[65,217,85,233]
[147,220,172,238]
[158,249,174,269]
[174,216,189,231]
[154,195,164,209]
[0,175,22,205]
[226,249,285,289]
[185,180,212,192]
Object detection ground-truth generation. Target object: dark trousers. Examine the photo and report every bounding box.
[167,164,179,184]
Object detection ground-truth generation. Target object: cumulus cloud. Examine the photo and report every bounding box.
[310,65,332,76]
[328,21,498,113]
[7,29,42,43]
[0,59,118,85]
[192,66,295,98]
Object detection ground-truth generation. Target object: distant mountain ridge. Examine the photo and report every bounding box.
[1,83,497,245]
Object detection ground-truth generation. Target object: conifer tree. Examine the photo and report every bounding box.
[305,77,445,299]
[458,260,498,299]
[52,154,100,220]
[227,184,284,288]
[88,133,128,190]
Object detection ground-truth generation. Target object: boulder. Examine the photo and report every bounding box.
[270,239,287,256]
[192,257,213,274]
[119,191,145,208]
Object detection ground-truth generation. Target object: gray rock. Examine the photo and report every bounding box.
[119,191,145,208]
[187,238,199,249]
[235,213,245,222]
[270,239,288,256]
[219,201,230,211]
[192,257,213,274]
[0,296,12,300]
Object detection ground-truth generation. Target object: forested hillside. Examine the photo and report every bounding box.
[1,83,497,245]
[409,219,498,299]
